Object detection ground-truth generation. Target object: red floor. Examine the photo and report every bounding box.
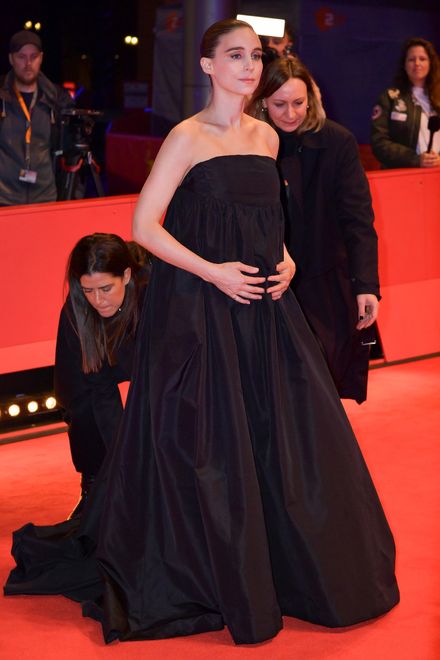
[1,357,439,659]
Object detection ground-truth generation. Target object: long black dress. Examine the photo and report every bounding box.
[5,155,399,645]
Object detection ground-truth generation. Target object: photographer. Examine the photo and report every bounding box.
[260,23,295,66]
[0,30,74,206]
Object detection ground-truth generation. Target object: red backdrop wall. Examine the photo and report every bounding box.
[0,196,135,374]
[369,168,440,362]
[0,168,439,375]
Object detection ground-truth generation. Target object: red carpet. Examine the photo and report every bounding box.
[1,358,439,659]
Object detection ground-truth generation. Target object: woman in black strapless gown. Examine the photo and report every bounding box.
[4,19,399,645]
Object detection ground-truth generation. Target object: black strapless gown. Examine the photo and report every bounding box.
[5,156,399,645]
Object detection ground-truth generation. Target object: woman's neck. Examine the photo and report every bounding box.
[202,90,246,128]
[410,79,426,89]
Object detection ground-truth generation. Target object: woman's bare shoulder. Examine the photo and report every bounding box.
[246,115,279,157]
[163,118,200,149]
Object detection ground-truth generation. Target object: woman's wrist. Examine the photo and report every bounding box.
[196,259,218,283]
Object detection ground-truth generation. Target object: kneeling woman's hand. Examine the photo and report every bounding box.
[267,249,296,301]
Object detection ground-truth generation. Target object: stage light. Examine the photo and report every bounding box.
[8,404,21,417]
[27,401,39,413]
[34,23,42,31]
[236,14,285,37]
[24,21,33,30]
[124,36,139,46]
[45,397,57,410]
[0,368,64,433]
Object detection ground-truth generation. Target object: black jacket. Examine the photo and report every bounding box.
[0,70,73,205]
[54,299,137,476]
[278,119,379,403]
[370,88,421,169]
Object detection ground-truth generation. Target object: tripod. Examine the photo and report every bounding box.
[56,108,105,201]
[58,146,104,201]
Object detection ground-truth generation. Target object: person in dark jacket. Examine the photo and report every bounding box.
[0,30,74,206]
[371,37,440,169]
[249,57,379,403]
[56,233,149,517]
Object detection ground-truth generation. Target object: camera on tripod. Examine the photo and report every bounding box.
[60,108,103,152]
[56,108,105,201]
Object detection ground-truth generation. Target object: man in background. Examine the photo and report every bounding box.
[0,30,73,206]
[260,23,295,65]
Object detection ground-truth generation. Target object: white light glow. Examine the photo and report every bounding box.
[8,404,21,417]
[24,21,33,30]
[34,23,42,31]
[45,397,57,410]
[27,401,39,413]
[236,14,285,38]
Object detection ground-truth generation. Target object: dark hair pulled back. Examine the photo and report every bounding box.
[200,18,255,58]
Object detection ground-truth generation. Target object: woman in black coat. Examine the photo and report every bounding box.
[55,233,149,517]
[249,58,379,403]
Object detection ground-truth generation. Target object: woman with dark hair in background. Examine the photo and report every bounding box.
[55,233,149,517]
[249,57,380,403]
[371,37,440,168]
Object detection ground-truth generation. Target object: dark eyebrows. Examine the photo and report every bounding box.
[224,46,263,54]
[82,284,113,291]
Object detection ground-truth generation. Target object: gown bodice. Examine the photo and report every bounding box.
[179,155,280,206]
[160,155,285,279]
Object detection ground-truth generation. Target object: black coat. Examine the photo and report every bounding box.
[54,299,136,476]
[278,119,379,403]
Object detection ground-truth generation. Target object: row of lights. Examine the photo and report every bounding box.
[24,21,42,31]
[1,395,58,420]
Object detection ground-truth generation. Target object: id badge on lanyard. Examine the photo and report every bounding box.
[14,84,38,184]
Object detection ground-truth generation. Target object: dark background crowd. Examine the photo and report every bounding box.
[0,0,439,203]
[1,0,439,137]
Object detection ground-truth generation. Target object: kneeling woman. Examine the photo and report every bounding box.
[55,233,149,517]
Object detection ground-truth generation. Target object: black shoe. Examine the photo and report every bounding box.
[68,474,96,519]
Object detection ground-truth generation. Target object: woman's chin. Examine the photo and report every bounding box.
[95,307,117,318]
[280,123,299,132]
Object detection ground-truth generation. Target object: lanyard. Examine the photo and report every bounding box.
[13,84,38,167]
